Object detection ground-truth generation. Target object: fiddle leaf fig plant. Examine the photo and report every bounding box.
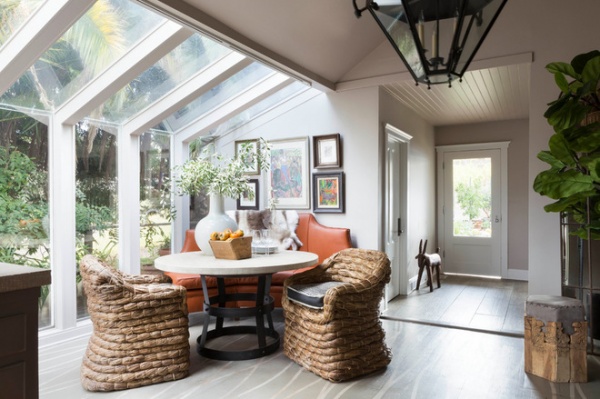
[533,50,600,239]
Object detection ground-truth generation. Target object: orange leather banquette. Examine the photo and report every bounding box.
[164,213,352,313]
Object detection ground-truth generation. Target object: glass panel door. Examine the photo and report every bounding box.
[443,149,501,277]
[452,157,492,238]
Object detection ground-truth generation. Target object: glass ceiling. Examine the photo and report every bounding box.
[99,34,230,124]
[0,0,312,139]
[0,0,44,48]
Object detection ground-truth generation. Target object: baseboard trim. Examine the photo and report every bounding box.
[39,322,92,349]
[507,269,528,281]
[380,315,524,338]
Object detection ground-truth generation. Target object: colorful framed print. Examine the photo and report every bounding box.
[235,139,260,175]
[237,179,259,210]
[313,172,344,213]
[268,137,310,209]
[313,133,341,168]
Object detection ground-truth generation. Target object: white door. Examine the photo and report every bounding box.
[384,125,411,300]
[442,149,502,277]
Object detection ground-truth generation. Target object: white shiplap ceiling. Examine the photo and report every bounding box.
[383,63,530,126]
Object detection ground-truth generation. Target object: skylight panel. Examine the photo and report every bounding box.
[0,0,45,49]
[162,62,273,133]
[0,0,164,112]
[96,33,230,124]
[208,81,309,137]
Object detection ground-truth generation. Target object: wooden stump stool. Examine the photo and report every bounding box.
[524,295,587,383]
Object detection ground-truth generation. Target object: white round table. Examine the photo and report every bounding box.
[154,250,318,276]
[155,250,318,360]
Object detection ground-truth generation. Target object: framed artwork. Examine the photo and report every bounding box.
[268,137,310,209]
[313,133,341,168]
[235,139,260,175]
[313,172,344,213]
[237,179,259,210]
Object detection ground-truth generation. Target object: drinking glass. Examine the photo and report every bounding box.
[251,230,263,254]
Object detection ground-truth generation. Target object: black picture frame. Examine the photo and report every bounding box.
[313,133,342,168]
[312,172,344,213]
[237,179,259,210]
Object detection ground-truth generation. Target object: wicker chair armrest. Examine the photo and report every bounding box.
[132,283,187,297]
[123,274,170,285]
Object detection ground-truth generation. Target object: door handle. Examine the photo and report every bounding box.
[495,216,500,223]
[397,218,403,236]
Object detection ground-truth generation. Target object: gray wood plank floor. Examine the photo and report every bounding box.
[383,275,528,335]
[39,277,600,398]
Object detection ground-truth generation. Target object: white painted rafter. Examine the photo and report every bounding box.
[54,21,193,124]
[122,52,251,136]
[177,73,294,143]
[0,0,95,96]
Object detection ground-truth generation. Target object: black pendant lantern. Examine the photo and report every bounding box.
[353,0,508,88]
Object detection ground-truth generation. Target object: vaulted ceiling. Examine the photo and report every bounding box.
[147,0,530,127]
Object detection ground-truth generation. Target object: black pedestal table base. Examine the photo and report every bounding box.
[197,274,279,360]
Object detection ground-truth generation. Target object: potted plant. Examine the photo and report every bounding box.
[533,50,600,341]
[533,50,600,239]
[174,138,270,254]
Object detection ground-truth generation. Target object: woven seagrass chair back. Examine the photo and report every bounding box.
[319,248,391,288]
[79,255,190,391]
[81,257,131,299]
[282,248,392,382]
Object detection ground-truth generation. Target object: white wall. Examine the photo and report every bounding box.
[220,87,382,250]
[217,86,437,281]
[526,1,600,295]
[378,89,436,279]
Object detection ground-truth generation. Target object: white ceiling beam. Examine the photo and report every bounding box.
[0,0,95,96]
[177,74,294,143]
[123,52,251,136]
[55,21,193,125]
[139,0,332,92]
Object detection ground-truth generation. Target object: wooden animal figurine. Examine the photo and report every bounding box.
[415,239,442,292]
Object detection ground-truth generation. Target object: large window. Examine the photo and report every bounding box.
[75,121,119,319]
[0,0,312,339]
[0,109,51,328]
[140,130,172,268]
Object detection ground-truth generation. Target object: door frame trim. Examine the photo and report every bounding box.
[384,123,412,298]
[436,141,510,278]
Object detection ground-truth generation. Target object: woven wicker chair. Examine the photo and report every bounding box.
[282,248,392,382]
[79,255,190,391]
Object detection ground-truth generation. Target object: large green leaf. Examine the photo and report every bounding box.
[569,124,600,152]
[544,196,584,213]
[579,156,600,181]
[537,150,565,169]
[582,56,600,85]
[546,99,588,130]
[571,51,600,74]
[533,169,594,199]
[548,133,576,166]
[554,72,569,94]
[547,62,577,79]
[544,95,569,118]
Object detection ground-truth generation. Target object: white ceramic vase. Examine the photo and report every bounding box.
[194,193,238,256]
